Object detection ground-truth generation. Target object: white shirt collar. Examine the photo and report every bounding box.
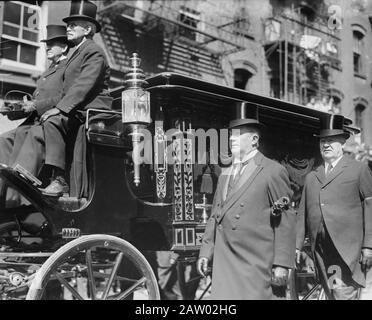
[325,155,343,172]
[233,149,258,165]
[75,38,87,50]
[49,55,67,67]
[58,55,67,62]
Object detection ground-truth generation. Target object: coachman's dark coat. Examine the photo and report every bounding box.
[199,151,296,299]
[55,38,112,115]
[0,59,67,168]
[32,59,68,117]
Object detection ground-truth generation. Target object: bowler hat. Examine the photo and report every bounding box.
[63,0,101,33]
[41,25,68,42]
[314,114,350,139]
[228,102,265,129]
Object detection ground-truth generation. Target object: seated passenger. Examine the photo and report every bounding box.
[0,25,70,206]
[11,0,112,198]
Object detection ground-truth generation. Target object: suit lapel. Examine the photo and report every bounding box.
[66,47,81,67]
[314,165,325,185]
[322,155,349,189]
[220,152,264,220]
[66,39,91,67]
[221,166,234,201]
[41,59,68,79]
[216,169,228,203]
[229,157,258,199]
[41,64,58,78]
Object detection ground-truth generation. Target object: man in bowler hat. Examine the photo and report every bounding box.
[197,102,296,299]
[296,114,372,299]
[0,25,70,206]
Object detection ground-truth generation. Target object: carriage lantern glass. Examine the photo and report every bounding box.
[122,53,151,124]
[122,53,151,186]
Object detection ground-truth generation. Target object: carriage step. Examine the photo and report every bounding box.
[57,197,88,211]
[61,228,81,239]
[13,164,42,187]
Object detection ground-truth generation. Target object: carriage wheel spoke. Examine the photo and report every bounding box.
[86,249,96,300]
[102,252,123,300]
[92,271,137,283]
[54,272,84,300]
[114,277,146,300]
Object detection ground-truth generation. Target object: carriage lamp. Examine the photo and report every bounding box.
[122,53,151,186]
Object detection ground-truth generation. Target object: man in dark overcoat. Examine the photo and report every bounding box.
[197,102,296,299]
[12,0,112,197]
[296,114,372,300]
[0,25,70,206]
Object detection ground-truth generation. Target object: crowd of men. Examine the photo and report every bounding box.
[0,0,371,301]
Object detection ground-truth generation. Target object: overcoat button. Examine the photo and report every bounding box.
[235,214,240,219]
[232,225,236,230]
[218,225,222,229]
[240,203,244,207]
[321,203,325,206]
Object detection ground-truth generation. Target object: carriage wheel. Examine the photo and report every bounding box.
[26,234,160,300]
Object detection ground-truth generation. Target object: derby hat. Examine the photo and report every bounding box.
[228,102,265,129]
[315,113,350,139]
[63,0,101,33]
[41,25,68,43]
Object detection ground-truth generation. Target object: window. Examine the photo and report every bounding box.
[355,104,365,141]
[0,1,40,66]
[353,30,364,75]
[178,6,201,42]
[299,5,315,23]
[234,68,252,90]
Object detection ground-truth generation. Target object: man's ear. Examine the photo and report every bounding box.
[84,26,92,36]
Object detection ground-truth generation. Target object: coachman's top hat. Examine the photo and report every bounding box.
[41,25,68,43]
[63,0,101,33]
[228,102,264,129]
[315,114,350,139]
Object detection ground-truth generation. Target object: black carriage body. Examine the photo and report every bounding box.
[0,72,357,254]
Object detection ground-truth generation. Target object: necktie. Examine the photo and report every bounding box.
[326,164,333,176]
[226,163,242,198]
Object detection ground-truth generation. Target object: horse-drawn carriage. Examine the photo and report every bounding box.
[0,56,358,300]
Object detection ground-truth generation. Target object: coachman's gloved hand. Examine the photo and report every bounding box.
[361,248,372,273]
[197,257,209,278]
[271,266,289,287]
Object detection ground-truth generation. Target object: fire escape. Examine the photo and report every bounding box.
[95,0,250,85]
[264,7,342,111]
